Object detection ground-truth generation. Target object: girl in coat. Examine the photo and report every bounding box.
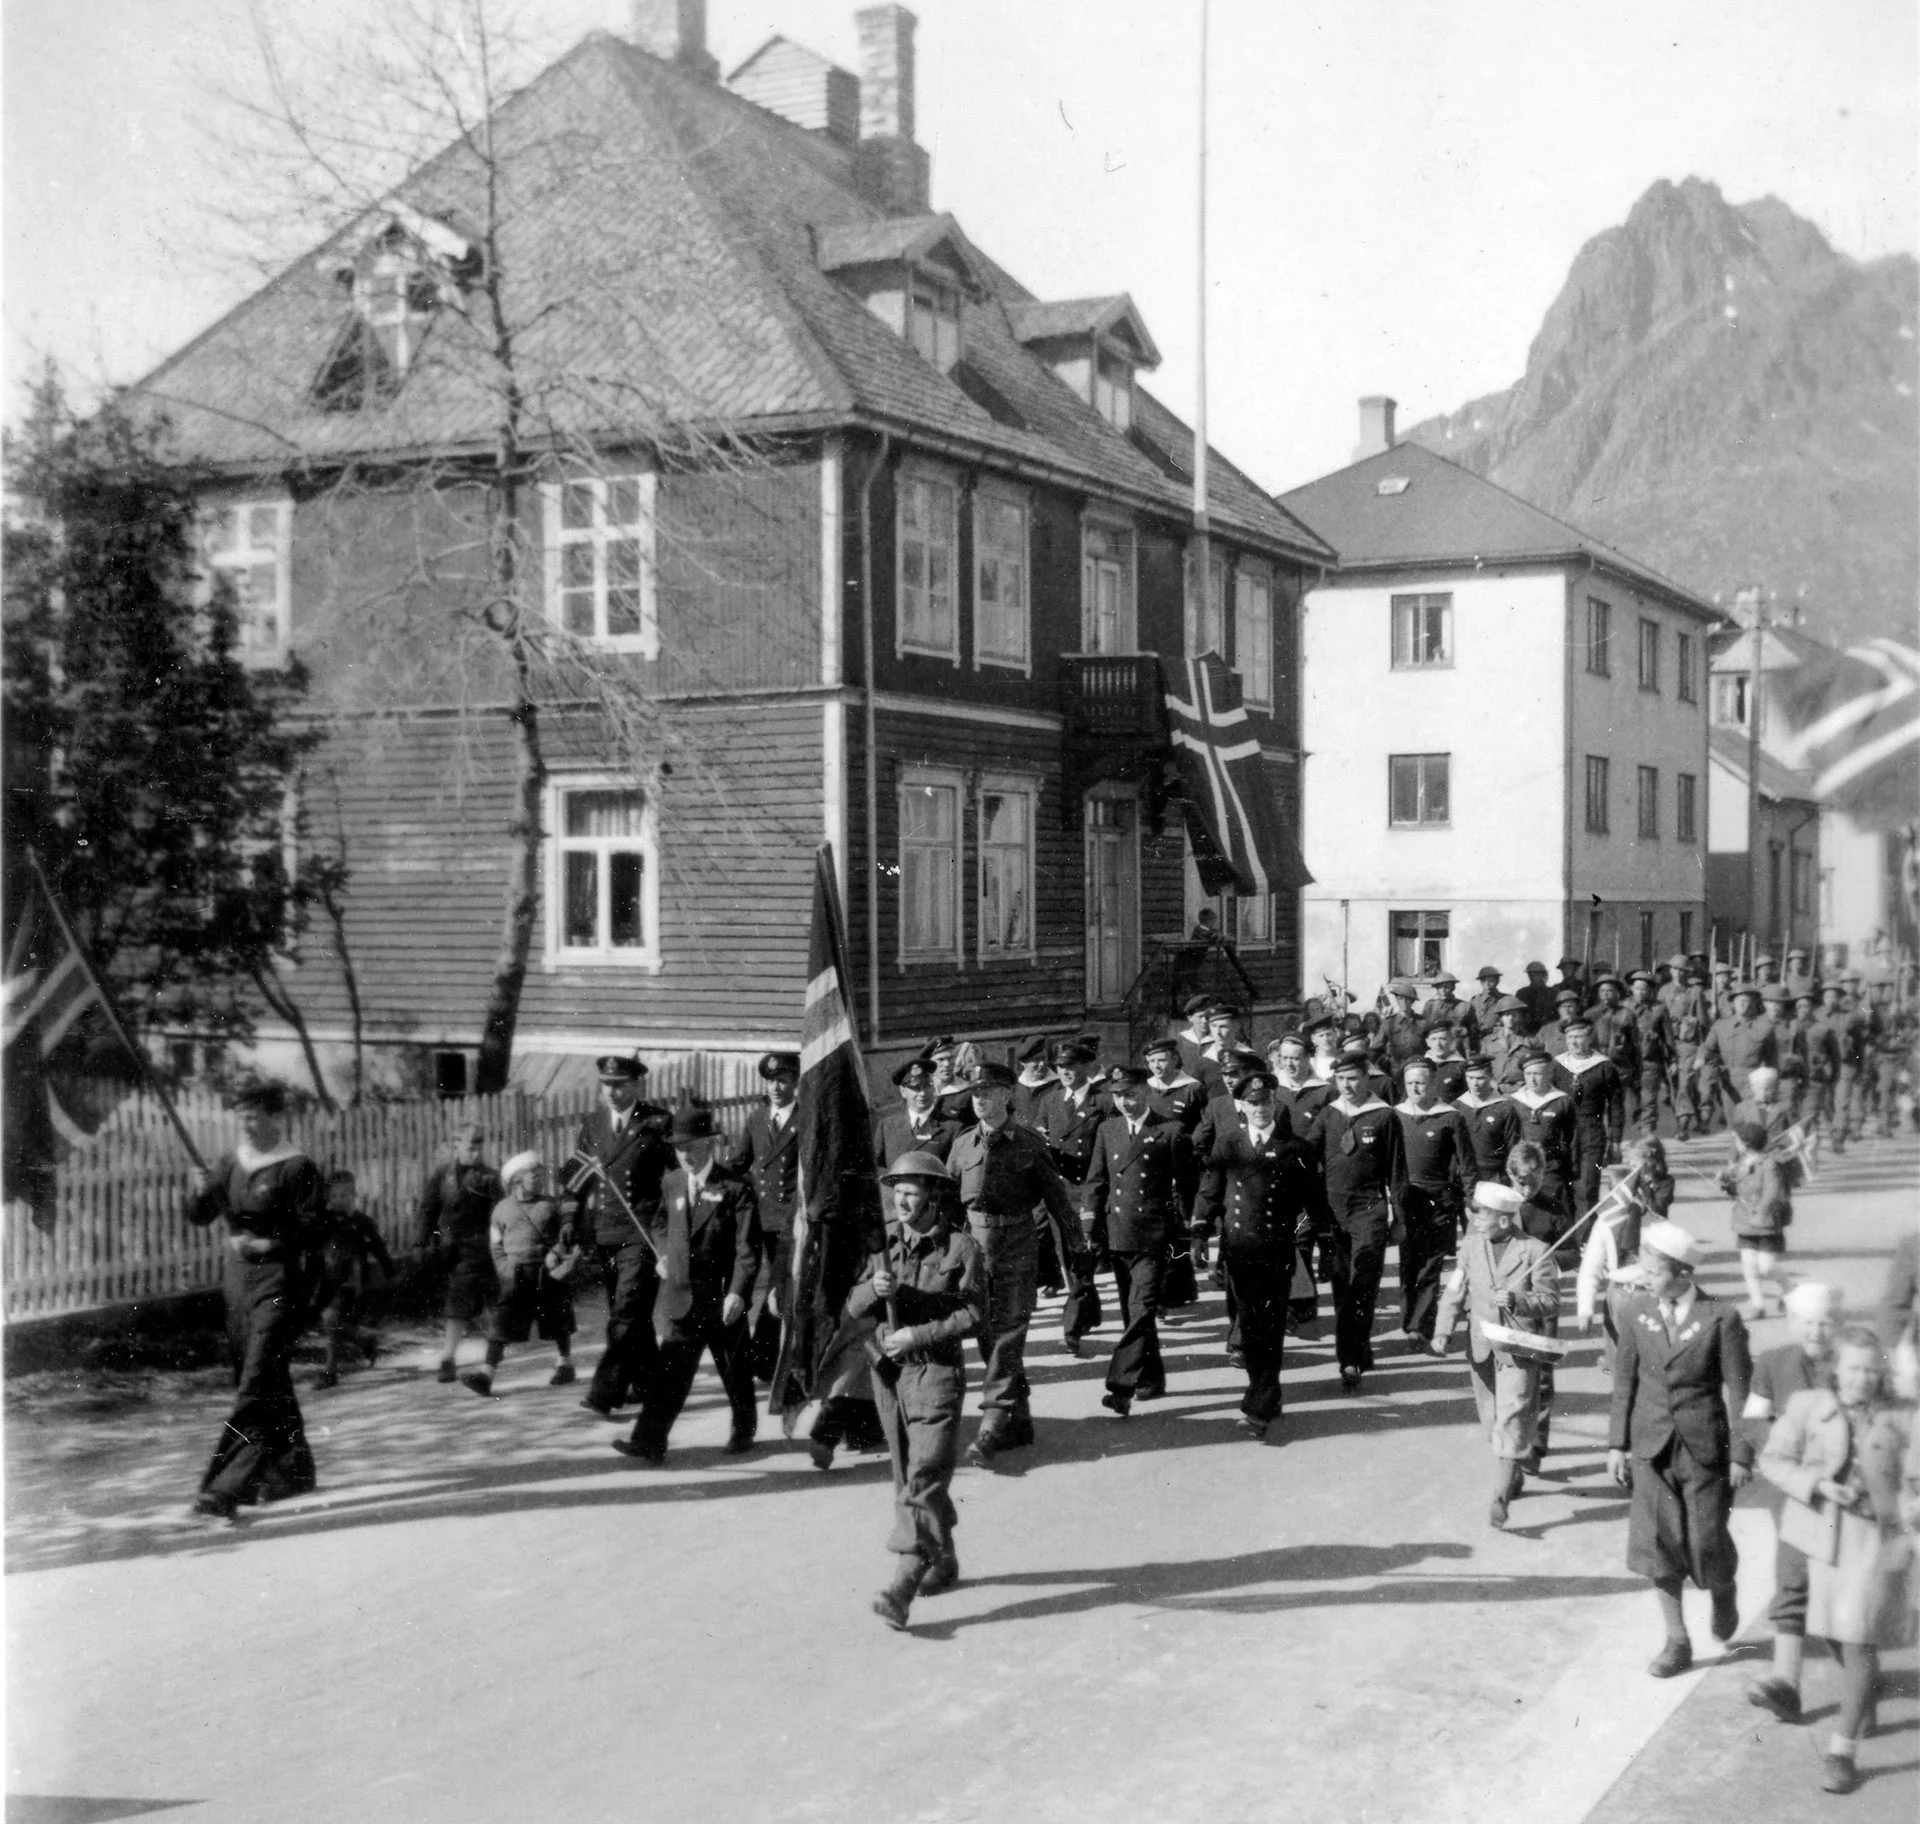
[1760,1325,1914,1796]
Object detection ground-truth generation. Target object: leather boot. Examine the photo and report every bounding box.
[872,1556,926,1629]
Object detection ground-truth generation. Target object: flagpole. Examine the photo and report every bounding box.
[22,850,209,1175]
[1189,0,1211,645]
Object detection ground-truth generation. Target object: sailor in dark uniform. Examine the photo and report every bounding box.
[1509,1048,1577,1217]
[1553,1012,1626,1215]
[1393,1058,1472,1350]
[728,1051,802,1384]
[1311,1050,1403,1391]
[1455,1054,1522,1185]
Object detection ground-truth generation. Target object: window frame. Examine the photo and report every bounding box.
[897,764,965,966]
[541,474,659,656]
[1093,351,1133,429]
[1227,889,1276,951]
[1677,772,1698,843]
[1187,549,1229,660]
[1390,908,1451,980]
[1637,763,1660,838]
[976,771,1039,964]
[1712,673,1749,728]
[1234,561,1274,709]
[1586,596,1613,677]
[1390,591,1453,669]
[907,272,962,375]
[972,483,1032,673]
[198,495,293,667]
[1677,632,1697,703]
[544,775,661,972]
[896,462,962,664]
[1638,617,1661,692]
[1388,751,1452,829]
[1081,513,1137,656]
[1585,754,1611,835]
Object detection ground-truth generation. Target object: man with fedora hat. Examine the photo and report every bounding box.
[1609,1219,1754,1677]
[946,1060,1082,1464]
[566,1054,675,1420]
[185,1078,328,1520]
[614,1105,761,1464]
[729,1052,803,1384]
[856,1150,986,1630]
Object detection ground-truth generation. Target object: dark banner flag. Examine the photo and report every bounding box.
[1165,652,1313,896]
[771,845,882,1431]
[2,861,139,1227]
[1773,637,1920,832]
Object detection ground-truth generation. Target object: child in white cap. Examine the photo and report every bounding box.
[1608,1219,1754,1678]
[459,1151,578,1397]
[1432,1181,1561,1527]
[1722,1065,1800,1319]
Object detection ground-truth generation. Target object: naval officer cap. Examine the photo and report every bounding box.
[1236,1067,1279,1094]
[596,1053,647,1083]
[758,1051,800,1080]
[968,1059,1018,1090]
[1053,1037,1101,1066]
[1106,1064,1153,1088]
[891,1056,937,1088]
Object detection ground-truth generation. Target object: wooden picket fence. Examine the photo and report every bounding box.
[3,1072,762,1324]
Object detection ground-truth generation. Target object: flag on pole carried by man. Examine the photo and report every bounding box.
[2,860,141,1226]
[771,845,882,1432]
[1164,652,1312,896]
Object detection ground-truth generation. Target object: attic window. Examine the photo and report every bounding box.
[1094,352,1132,430]
[1375,476,1411,497]
[313,218,476,410]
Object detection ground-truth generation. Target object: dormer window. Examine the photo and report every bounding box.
[907,274,961,373]
[1094,352,1132,430]
[1007,294,1160,431]
[313,208,479,411]
[815,215,981,380]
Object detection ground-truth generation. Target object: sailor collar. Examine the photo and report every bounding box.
[1556,1052,1608,1077]
[1509,1086,1567,1111]
[1333,1096,1389,1117]
[1395,1099,1448,1119]
[1279,1075,1329,1093]
[1455,1092,1503,1110]
[235,1139,305,1172]
[1150,1071,1201,1091]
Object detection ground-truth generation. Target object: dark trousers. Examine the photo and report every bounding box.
[1059,1202,1100,1344]
[747,1226,792,1385]
[584,1235,660,1410]
[874,1358,963,1566]
[1107,1248,1167,1395]
[1326,1208,1388,1375]
[1631,1062,1669,1133]
[1571,1123,1610,1216]
[1626,1433,1738,1591]
[1397,1187,1457,1342]
[970,1213,1039,1426]
[628,1298,756,1453]
[1223,1247,1289,1423]
[203,1257,315,1506]
[1673,1054,1705,1135]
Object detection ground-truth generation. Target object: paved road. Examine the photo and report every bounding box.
[7,1133,1916,1824]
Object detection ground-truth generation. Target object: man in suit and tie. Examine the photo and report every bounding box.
[1034,1038,1112,1356]
[1085,1066,1193,1417]
[1609,1219,1754,1677]
[614,1104,761,1464]
[729,1051,801,1384]
[566,1054,676,1420]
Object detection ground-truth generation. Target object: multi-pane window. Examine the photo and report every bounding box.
[1391,909,1449,979]
[1677,632,1697,702]
[1391,592,1452,667]
[898,469,959,659]
[1585,755,1611,833]
[552,783,656,965]
[1677,772,1698,842]
[1229,891,1274,947]
[1234,565,1273,707]
[978,778,1034,959]
[1082,520,1135,655]
[908,275,961,373]
[1637,764,1660,837]
[1094,354,1133,430]
[1189,552,1228,659]
[1712,673,1749,728]
[1389,753,1451,826]
[1586,597,1612,676]
[899,770,961,959]
[973,489,1029,669]
[1638,618,1661,691]
[200,498,292,663]
[544,476,656,653]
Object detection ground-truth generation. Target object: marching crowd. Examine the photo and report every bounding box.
[179,947,1920,1799]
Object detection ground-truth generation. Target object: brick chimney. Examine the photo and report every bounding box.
[853,4,930,215]
[1353,394,1397,462]
[631,0,718,80]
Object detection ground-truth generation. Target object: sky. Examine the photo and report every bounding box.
[4,0,1915,492]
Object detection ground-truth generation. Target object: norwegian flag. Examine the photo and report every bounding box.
[2,862,140,1227]
[1774,1119,1821,1183]
[1164,652,1313,896]
[1773,638,1920,831]
[771,845,882,1430]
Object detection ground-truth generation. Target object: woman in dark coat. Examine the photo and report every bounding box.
[186,1080,327,1521]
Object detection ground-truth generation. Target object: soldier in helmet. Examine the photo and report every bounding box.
[858,1151,986,1630]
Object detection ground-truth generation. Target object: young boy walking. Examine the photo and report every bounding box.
[459,1151,578,1396]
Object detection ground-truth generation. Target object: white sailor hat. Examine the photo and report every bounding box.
[1471,1183,1524,1214]
[1639,1220,1701,1269]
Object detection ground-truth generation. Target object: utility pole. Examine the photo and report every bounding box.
[1743,587,1767,958]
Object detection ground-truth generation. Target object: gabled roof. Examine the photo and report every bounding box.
[1709,726,1821,803]
[126,32,1328,564]
[1007,294,1161,369]
[814,214,984,292]
[1277,441,1713,617]
[1709,623,1834,672]
[725,34,839,85]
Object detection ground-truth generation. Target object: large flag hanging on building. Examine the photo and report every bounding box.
[1773,638,1920,831]
[1164,652,1313,897]
[771,845,882,1431]
[2,862,140,1227]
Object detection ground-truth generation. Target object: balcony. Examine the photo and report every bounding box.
[1060,652,1167,741]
